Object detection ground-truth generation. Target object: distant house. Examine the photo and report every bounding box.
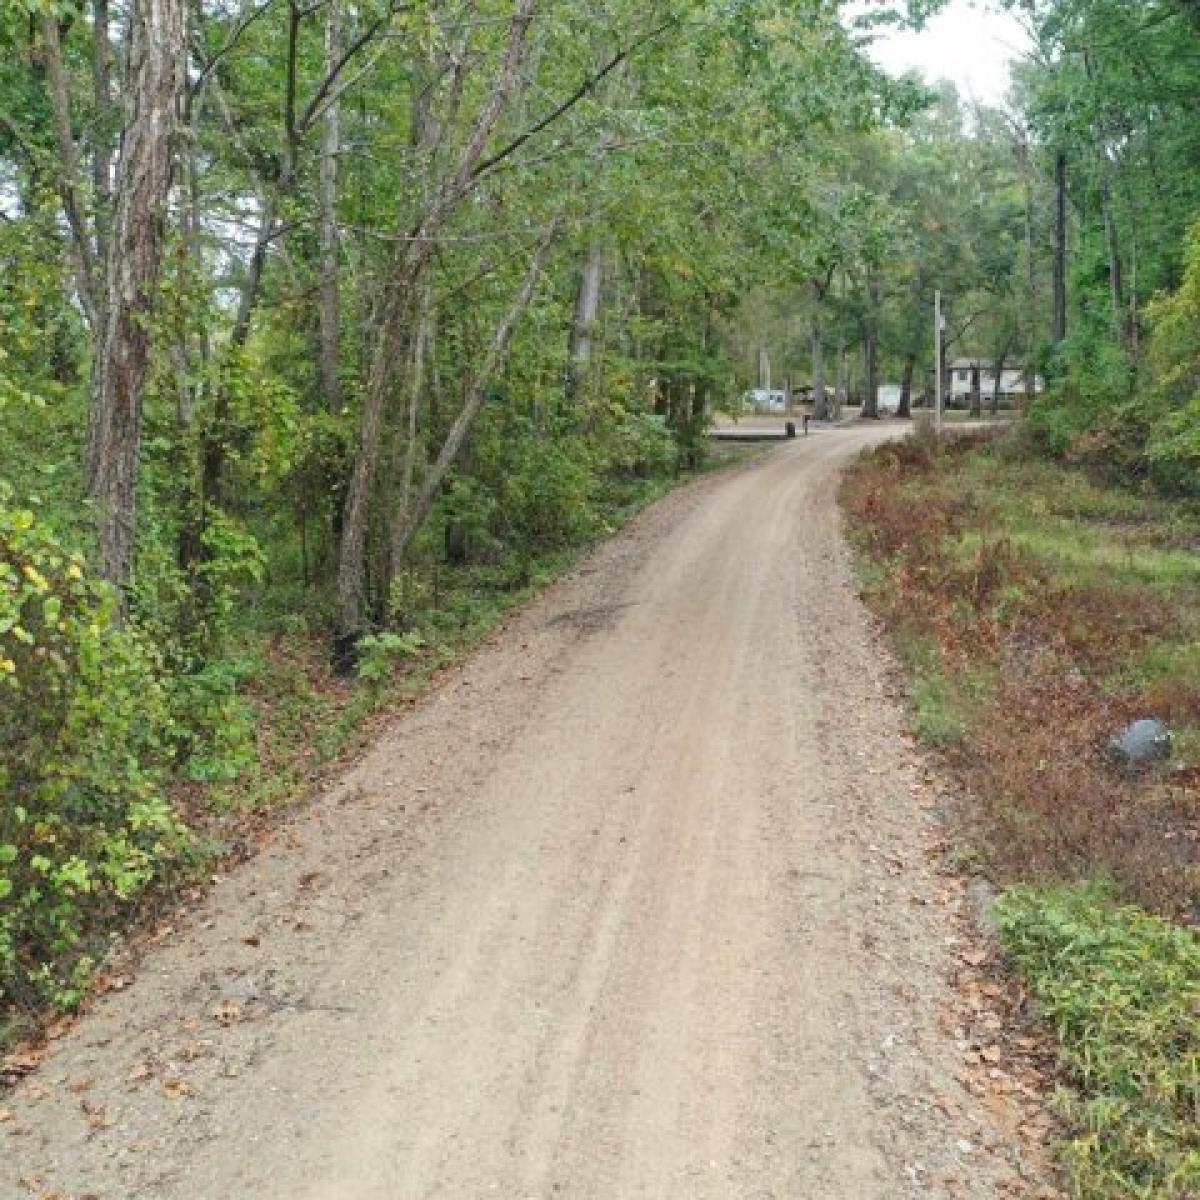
[948,358,1044,407]
[740,384,843,414]
[877,383,903,414]
[742,388,789,414]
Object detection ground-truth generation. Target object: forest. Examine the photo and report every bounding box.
[1,0,1199,1051]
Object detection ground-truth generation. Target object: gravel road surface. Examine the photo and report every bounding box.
[1,426,1033,1199]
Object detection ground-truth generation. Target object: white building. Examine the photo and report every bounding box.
[877,383,903,414]
[742,388,789,414]
[948,358,1044,406]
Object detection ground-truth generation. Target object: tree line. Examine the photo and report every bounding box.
[1,0,909,641]
[734,0,1200,475]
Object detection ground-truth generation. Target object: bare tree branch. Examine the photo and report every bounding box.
[469,19,676,184]
[38,16,101,330]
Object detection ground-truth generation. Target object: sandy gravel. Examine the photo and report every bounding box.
[2,426,1036,1199]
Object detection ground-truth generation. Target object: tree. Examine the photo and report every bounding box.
[84,0,186,599]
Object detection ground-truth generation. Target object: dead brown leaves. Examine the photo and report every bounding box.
[928,865,1065,1196]
[1,1047,46,1086]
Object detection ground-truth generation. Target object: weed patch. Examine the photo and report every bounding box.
[842,431,1200,914]
[997,886,1200,1199]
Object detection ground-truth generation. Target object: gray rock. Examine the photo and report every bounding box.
[1108,718,1172,768]
[966,878,1000,944]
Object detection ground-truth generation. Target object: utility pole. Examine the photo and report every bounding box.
[934,289,944,434]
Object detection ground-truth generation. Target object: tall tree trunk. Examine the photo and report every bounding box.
[567,242,603,401]
[317,0,344,411]
[387,277,433,588]
[1099,156,1125,345]
[861,274,880,419]
[334,284,409,644]
[991,353,1008,415]
[897,351,915,419]
[85,0,185,601]
[1128,225,1140,357]
[835,335,847,418]
[171,123,195,429]
[1052,151,1067,344]
[969,361,982,418]
[92,0,113,266]
[1023,150,1036,402]
[862,334,879,418]
[383,218,561,596]
[335,0,538,643]
[810,315,827,419]
[39,16,101,331]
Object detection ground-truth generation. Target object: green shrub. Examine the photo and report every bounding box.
[594,408,676,479]
[170,657,258,783]
[439,476,503,565]
[356,630,425,690]
[1147,394,1200,489]
[997,886,1200,1199]
[0,491,185,1011]
[1028,217,1200,497]
[1145,218,1200,493]
[499,438,597,549]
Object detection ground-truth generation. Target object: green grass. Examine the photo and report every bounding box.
[1001,525,1199,588]
[1127,641,1200,688]
[997,886,1200,1199]
[954,455,1200,592]
[912,666,966,747]
[894,631,991,749]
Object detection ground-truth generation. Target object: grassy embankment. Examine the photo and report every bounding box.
[842,428,1199,1199]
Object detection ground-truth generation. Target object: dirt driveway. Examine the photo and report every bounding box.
[2,426,1035,1199]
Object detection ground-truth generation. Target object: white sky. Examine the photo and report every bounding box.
[861,0,1032,108]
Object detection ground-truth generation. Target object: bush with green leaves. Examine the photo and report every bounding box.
[499,436,597,550]
[170,657,258,784]
[0,491,185,1011]
[1145,218,1200,492]
[592,406,677,480]
[997,886,1200,1199]
[438,476,503,566]
[356,630,425,691]
[1029,218,1200,497]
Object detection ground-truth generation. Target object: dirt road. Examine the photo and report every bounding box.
[2,427,1031,1199]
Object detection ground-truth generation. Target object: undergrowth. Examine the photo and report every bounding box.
[842,427,1200,915]
[998,887,1200,1199]
[842,426,1200,1197]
